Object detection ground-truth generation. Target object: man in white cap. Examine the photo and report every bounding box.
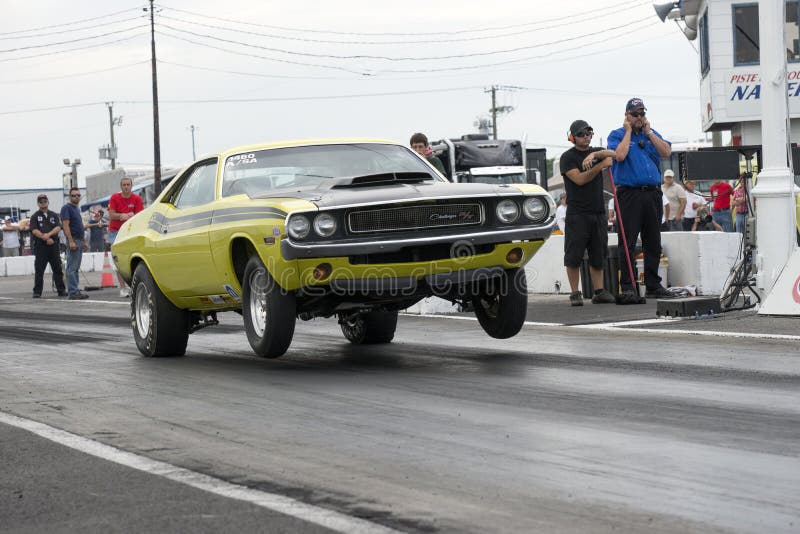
[661,169,686,231]
[2,216,21,257]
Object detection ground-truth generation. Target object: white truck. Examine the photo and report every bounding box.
[430,134,532,185]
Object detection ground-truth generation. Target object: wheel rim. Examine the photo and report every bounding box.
[134,283,151,339]
[342,314,365,340]
[248,268,268,337]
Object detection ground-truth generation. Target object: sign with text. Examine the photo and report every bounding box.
[725,68,800,119]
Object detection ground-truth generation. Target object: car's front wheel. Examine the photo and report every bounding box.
[472,267,527,339]
[242,255,296,358]
[339,310,398,344]
[131,263,190,357]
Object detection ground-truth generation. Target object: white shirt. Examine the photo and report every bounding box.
[2,225,20,248]
[683,191,706,218]
[662,194,668,224]
[556,204,567,233]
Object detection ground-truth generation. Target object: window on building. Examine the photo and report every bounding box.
[699,11,710,75]
[733,2,800,65]
[733,4,759,65]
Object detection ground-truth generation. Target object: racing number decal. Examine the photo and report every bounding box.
[225,153,258,167]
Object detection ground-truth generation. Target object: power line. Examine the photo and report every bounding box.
[155,15,655,62]
[0,25,148,53]
[162,0,645,37]
[0,7,142,36]
[156,3,646,47]
[158,59,351,81]
[0,14,147,41]
[0,32,147,63]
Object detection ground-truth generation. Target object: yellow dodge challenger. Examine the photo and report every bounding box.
[112,139,555,358]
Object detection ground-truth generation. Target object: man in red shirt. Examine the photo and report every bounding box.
[709,178,734,232]
[108,177,144,297]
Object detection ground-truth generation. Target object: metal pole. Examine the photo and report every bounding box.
[190,125,196,160]
[751,0,799,292]
[150,0,162,195]
[107,102,116,170]
[491,86,498,140]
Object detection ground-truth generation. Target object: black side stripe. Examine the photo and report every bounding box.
[148,206,288,234]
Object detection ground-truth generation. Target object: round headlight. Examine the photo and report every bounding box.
[496,199,520,223]
[287,215,310,239]
[523,197,548,222]
[313,213,337,237]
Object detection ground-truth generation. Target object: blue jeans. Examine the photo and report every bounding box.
[712,209,733,232]
[735,212,747,235]
[66,238,84,296]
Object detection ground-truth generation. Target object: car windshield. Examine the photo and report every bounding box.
[222,143,438,197]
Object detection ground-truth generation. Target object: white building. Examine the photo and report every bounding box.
[667,0,800,146]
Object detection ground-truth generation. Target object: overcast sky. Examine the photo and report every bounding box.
[1,0,704,190]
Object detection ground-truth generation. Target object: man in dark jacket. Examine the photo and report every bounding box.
[29,194,66,298]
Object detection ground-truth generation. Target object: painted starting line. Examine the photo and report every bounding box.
[0,411,402,534]
[414,313,800,342]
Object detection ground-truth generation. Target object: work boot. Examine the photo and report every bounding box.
[569,291,583,306]
[68,292,89,300]
[591,289,615,304]
[645,285,673,299]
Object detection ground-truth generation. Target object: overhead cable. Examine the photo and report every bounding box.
[0,7,142,36]
[0,60,149,84]
[161,0,644,37]
[0,25,148,53]
[0,32,147,63]
[0,14,147,41]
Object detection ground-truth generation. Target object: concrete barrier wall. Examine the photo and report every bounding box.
[525,231,741,296]
[0,252,108,277]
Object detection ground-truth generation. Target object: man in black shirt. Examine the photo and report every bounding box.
[559,120,617,306]
[29,193,66,298]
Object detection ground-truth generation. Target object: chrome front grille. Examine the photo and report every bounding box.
[348,203,483,233]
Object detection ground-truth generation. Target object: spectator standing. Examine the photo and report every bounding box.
[559,119,616,306]
[661,169,686,231]
[681,180,707,231]
[607,98,673,299]
[409,133,446,176]
[692,206,724,231]
[108,177,144,296]
[2,216,21,257]
[731,174,749,235]
[709,178,734,232]
[60,187,89,300]
[86,209,107,252]
[607,197,617,233]
[29,194,67,298]
[555,192,567,234]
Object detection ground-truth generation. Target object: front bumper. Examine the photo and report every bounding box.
[281,225,553,260]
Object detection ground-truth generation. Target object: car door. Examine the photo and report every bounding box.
[148,158,219,297]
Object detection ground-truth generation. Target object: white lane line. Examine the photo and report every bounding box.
[576,325,800,341]
[572,317,681,328]
[0,411,401,534]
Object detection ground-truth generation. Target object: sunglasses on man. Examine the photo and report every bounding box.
[628,110,646,118]
[70,193,81,197]
[575,129,594,138]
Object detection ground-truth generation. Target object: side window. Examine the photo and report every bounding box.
[699,11,710,76]
[733,4,759,66]
[172,161,218,209]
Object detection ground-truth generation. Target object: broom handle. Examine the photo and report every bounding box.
[608,168,639,292]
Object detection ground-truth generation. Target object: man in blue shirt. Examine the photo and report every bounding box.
[607,98,672,299]
[60,187,89,300]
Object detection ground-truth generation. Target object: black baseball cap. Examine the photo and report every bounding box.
[626,98,646,112]
[37,193,48,201]
[569,120,592,137]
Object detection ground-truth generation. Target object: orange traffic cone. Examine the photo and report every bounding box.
[100,251,117,288]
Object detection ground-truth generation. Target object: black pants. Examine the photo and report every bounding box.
[615,187,663,291]
[33,243,65,296]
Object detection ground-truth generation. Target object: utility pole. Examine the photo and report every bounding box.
[189,125,197,160]
[485,85,517,140]
[62,158,81,199]
[147,0,162,194]
[105,102,122,170]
